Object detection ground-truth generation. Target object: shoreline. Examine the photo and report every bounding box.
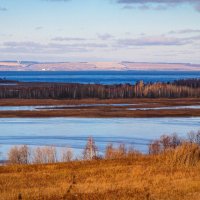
[0,98,200,118]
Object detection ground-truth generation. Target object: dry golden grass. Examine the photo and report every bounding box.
[1,146,200,200]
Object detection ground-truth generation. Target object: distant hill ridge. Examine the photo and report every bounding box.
[0,61,199,71]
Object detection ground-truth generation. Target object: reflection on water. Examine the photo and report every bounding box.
[0,117,200,159]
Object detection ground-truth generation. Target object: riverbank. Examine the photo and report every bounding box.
[0,98,200,118]
[1,98,200,106]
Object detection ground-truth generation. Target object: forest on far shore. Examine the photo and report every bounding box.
[0,78,200,99]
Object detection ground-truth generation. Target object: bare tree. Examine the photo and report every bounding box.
[8,145,30,164]
[20,145,31,164]
[118,144,127,157]
[45,146,57,163]
[83,137,98,160]
[149,134,182,155]
[149,140,161,155]
[170,133,182,148]
[33,146,57,164]
[105,143,128,159]
[61,147,73,162]
[105,144,114,159]
[188,131,200,145]
[160,135,171,151]
[32,147,44,164]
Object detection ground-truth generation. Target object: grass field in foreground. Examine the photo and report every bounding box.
[1,144,200,200]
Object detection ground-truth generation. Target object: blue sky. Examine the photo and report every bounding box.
[0,0,200,63]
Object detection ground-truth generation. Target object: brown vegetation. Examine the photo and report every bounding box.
[0,97,200,107]
[0,98,200,118]
[0,79,200,99]
[8,145,30,165]
[7,146,73,165]
[1,132,200,199]
[0,106,200,118]
[1,145,200,199]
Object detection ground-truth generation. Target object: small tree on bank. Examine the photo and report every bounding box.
[8,145,30,164]
[61,147,73,162]
[32,146,57,164]
[83,137,98,160]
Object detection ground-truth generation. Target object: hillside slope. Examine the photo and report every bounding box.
[0,61,200,71]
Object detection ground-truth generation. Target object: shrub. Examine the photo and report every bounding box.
[61,147,73,162]
[105,144,139,159]
[187,130,200,145]
[33,146,57,164]
[164,143,200,167]
[149,134,182,155]
[8,145,30,164]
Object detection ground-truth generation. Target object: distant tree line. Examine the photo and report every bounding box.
[173,78,200,88]
[0,79,200,99]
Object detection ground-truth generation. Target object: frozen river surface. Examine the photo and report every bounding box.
[0,117,200,159]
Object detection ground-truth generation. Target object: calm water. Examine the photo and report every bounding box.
[1,71,200,84]
[0,117,200,159]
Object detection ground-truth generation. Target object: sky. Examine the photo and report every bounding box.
[0,0,200,63]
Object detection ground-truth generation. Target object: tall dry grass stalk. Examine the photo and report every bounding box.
[164,142,200,167]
